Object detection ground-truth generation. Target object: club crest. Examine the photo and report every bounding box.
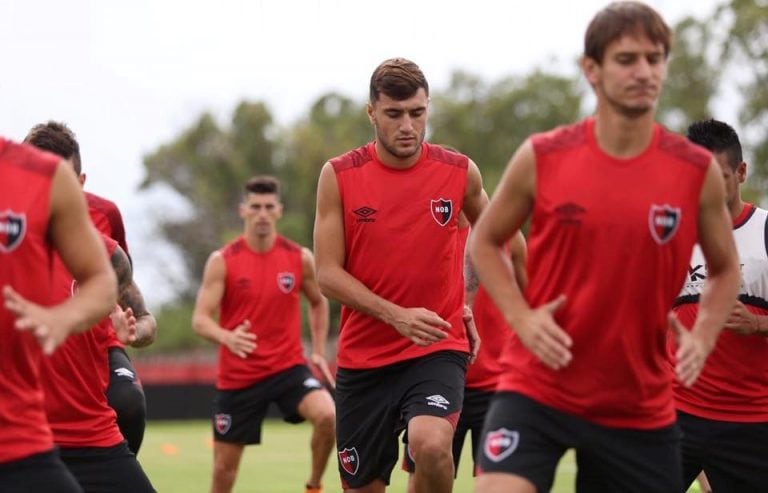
[484,428,520,463]
[214,413,232,435]
[430,198,453,226]
[277,272,295,293]
[0,210,26,253]
[338,447,360,475]
[648,204,681,244]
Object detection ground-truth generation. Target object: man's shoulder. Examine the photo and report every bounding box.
[85,191,120,212]
[425,143,469,169]
[0,138,60,177]
[330,143,374,172]
[275,235,303,254]
[531,120,588,156]
[657,126,711,170]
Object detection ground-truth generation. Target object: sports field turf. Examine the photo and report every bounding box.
[138,420,704,492]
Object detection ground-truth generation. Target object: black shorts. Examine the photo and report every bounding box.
[678,410,768,491]
[477,392,682,493]
[0,449,82,493]
[336,350,466,489]
[401,387,493,476]
[60,441,155,492]
[213,364,323,444]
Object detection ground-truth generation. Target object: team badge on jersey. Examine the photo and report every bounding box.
[648,204,681,245]
[0,210,26,253]
[277,272,295,293]
[430,199,453,226]
[484,428,519,463]
[338,447,360,475]
[214,413,232,435]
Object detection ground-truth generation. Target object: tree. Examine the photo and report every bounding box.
[140,102,279,299]
[430,69,583,193]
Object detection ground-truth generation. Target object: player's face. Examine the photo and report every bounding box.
[585,33,667,118]
[714,150,746,214]
[368,88,428,164]
[240,193,282,237]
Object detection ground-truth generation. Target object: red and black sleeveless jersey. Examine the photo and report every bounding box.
[497,118,710,429]
[41,235,123,448]
[0,138,60,462]
[671,204,768,422]
[86,191,128,350]
[332,142,469,369]
[467,287,512,391]
[217,235,306,390]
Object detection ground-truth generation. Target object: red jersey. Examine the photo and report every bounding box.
[671,204,768,422]
[217,235,306,389]
[86,191,128,351]
[0,138,60,462]
[40,235,123,448]
[497,118,710,429]
[467,286,512,391]
[332,142,469,369]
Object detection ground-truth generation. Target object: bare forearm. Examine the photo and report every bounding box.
[192,314,228,345]
[470,239,529,326]
[694,268,740,346]
[318,265,400,326]
[60,271,118,333]
[309,299,330,356]
[131,314,157,348]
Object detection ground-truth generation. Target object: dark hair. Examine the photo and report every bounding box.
[24,121,82,174]
[687,119,743,171]
[369,58,429,102]
[244,175,280,197]
[584,1,672,63]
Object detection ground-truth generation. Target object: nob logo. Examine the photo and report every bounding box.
[338,447,360,475]
[0,210,26,253]
[430,199,453,226]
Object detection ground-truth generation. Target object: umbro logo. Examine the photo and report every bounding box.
[426,394,449,410]
[554,202,585,225]
[353,206,377,223]
[114,368,135,379]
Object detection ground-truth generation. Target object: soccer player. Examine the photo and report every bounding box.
[469,2,741,492]
[193,176,336,493]
[24,121,149,455]
[402,221,527,489]
[671,118,768,491]
[39,234,156,492]
[314,58,485,493]
[1,137,117,491]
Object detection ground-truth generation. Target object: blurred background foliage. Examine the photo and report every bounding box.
[136,1,768,354]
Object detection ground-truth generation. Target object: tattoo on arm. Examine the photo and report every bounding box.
[111,247,150,317]
[464,250,480,295]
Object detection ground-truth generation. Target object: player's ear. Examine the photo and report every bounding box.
[78,172,87,186]
[367,103,376,125]
[580,55,599,87]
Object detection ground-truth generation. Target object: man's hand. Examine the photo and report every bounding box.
[671,312,716,387]
[223,319,257,359]
[3,285,71,355]
[463,305,481,364]
[724,301,764,336]
[512,295,571,370]
[389,307,451,346]
[310,352,336,389]
[110,304,138,345]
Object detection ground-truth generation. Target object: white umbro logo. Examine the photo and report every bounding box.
[426,394,449,410]
[114,368,135,379]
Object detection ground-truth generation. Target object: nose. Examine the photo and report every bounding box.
[634,57,652,80]
[400,114,414,132]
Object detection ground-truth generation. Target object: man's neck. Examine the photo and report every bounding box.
[244,231,276,253]
[593,107,656,159]
[730,199,747,222]
[374,141,422,169]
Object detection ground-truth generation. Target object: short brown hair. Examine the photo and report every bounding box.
[24,121,82,174]
[244,175,280,197]
[369,58,429,102]
[584,1,672,63]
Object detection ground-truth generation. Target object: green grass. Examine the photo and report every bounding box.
[137,420,703,492]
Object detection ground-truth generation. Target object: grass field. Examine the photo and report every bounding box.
[138,420,703,492]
